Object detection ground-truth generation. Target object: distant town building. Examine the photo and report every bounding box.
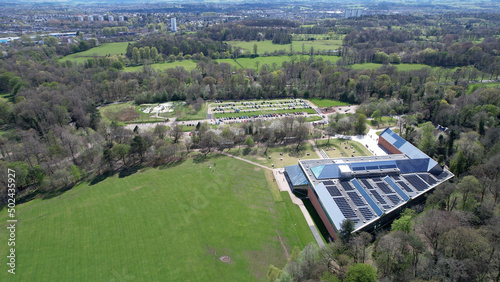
[76,16,84,22]
[108,15,114,22]
[87,15,94,22]
[344,9,364,18]
[171,17,177,32]
[98,16,104,22]
[118,16,124,22]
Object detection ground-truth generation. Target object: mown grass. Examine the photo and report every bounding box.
[308,98,350,108]
[124,60,199,72]
[226,143,319,168]
[467,82,500,94]
[315,138,372,158]
[226,39,342,55]
[59,42,130,64]
[0,155,316,281]
[368,116,398,129]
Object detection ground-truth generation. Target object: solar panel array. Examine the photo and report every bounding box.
[383,205,392,210]
[326,185,342,197]
[392,175,401,180]
[435,171,450,180]
[370,190,387,204]
[403,174,429,191]
[340,181,355,191]
[418,173,437,185]
[387,194,402,205]
[361,179,374,190]
[347,192,365,206]
[376,182,394,194]
[397,181,413,193]
[333,197,356,218]
[359,207,374,221]
[322,180,334,186]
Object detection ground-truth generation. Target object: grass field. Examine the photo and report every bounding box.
[468,82,500,94]
[368,116,398,129]
[226,143,319,168]
[226,40,342,55]
[348,63,431,71]
[59,42,130,64]
[315,138,372,158]
[308,98,350,108]
[159,102,208,121]
[124,60,199,72]
[99,102,165,125]
[0,155,315,281]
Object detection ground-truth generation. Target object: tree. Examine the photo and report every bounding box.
[132,47,141,65]
[244,135,254,147]
[130,135,147,162]
[457,175,481,210]
[371,110,382,128]
[153,124,168,140]
[354,114,367,135]
[418,122,437,157]
[345,263,377,282]
[111,143,130,166]
[169,123,183,143]
[391,209,415,233]
[253,43,258,56]
[340,219,355,244]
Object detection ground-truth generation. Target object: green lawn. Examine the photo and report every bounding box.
[305,116,323,122]
[226,143,319,168]
[124,60,200,72]
[368,116,398,129]
[349,63,431,71]
[0,155,315,281]
[468,82,500,94]
[59,42,130,64]
[315,138,372,158]
[226,40,342,55]
[308,98,350,108]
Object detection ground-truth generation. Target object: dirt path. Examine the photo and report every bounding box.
[276,229,290,259]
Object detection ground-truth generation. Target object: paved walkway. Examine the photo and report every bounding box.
[273,168,325,248]
[308,139,323,159]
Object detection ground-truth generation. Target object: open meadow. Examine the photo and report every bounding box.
[315,138,372,158]
[0,155,315,281]
[59,42,130,64]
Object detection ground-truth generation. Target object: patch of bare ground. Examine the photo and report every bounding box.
[107,108,140,122]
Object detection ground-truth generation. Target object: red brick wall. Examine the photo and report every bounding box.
[308,186,339,241]
[378,136,402,155]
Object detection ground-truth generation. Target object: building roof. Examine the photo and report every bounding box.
[285,165,309,186]
[297,130,454,232]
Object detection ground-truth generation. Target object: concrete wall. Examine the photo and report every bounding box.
[307,185,338,241]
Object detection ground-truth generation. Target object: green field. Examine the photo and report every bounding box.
[315,138,372,158]
[349,63,432,71]
[368,116,398,129]
[124,60,200,72]
[159,102,208,121]
[59,42,130,64]
[99,102,165,125]
[308,98,350,108]
[0,155,315,281]
[227,143,319,168]
[468,82,500,94]
[226,40,342,55]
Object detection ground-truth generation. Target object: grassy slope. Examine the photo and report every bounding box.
[0,155,315,281]
[315,138,372,158]
[59,42,130,64]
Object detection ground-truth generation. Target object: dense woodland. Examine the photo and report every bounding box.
[0,12,499,281]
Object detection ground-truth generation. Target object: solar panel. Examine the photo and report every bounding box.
[392,175,401,180]
[326,185,342,197]
[361,179,374,190]
[387,194,401,205]
[376,182,394,194]
[359,207,374,221]
[403,175,429,191]
[322,180,334,186]
[435,171,450,180]
[347,192,365,206]
[417,173,437,185]
[333,197,357,218]
[372,178,382,182]
[340,181,355,191]
[370,190,387,204]
[397,181,413,193]
[380,164,397,169]
[383,205,392,210]
[351,179,384,216]
[366,166,379,170]
[352,166,365,171]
